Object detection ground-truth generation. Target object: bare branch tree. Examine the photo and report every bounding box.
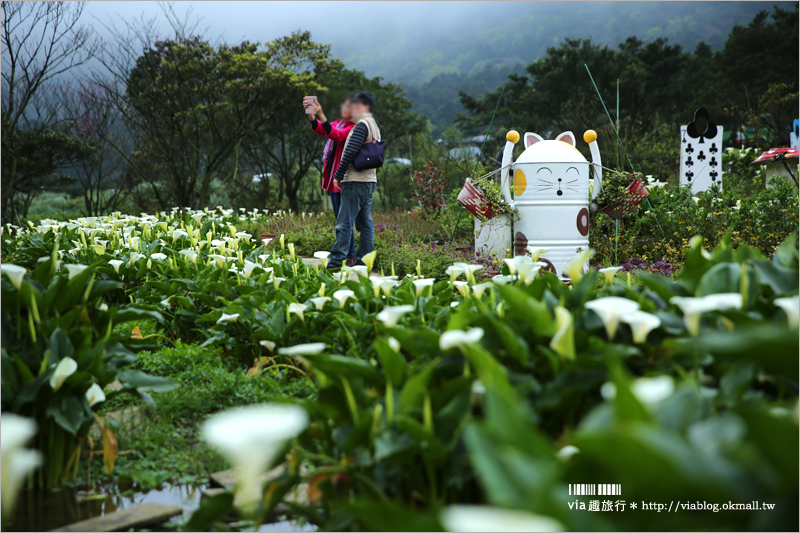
[2,1,98,132]
[1,0,100,222]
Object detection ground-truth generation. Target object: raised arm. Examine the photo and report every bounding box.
[324,120,354,142]
[333,122,368,182]
[310,118,354,142]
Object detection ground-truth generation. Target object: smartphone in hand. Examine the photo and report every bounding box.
[304,96,317,114]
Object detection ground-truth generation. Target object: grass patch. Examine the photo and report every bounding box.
[91,340,316,491]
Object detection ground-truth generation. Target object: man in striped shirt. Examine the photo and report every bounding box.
[326,92,381,270]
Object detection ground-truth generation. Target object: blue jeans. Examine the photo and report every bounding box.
[330,182,376,263]
[329,190,355,259]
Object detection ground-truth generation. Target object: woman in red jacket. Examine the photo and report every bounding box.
[308,97,356,263]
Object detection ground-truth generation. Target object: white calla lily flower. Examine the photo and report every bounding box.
[453,280,470,297]
[671,294,743,336]
[50,357,78,391]
[238,260,256,278]
[352,265,369,279]
[1,264,26,289]
[620,310,661,343]
[376,305,416,328]
[288,302,307,321]
[446,264,465,281]
[774,296,800,329]
[439,327,484,351]
[413,278,435,297]
[172,229,189,242]
[201,404,308,513]
[85,383,106,407]
[513,256,537,282]
[550,306,575,359]
[209,254,227,268]
[333,289,355,308]
[65,264,88,280]
[108,259,124,273]
[259,340,276,352]
[522,264,546,285]
[150,252,167,261]
[217,313,240,325]
[527,246,551,262]
[453,262,483,283]
[308,297,331,310]
[491,275,515,285]
[601,375,675,408]
[502,256,526,275]
[599,266,622,284]
[379,278,398,297]
[564,249,595,282]
[585,297,640,340]
[178,250,198,265]
[1,414,41,516]
[440,505,564,533]
[361,250,377,272]
[388,337,401,353]
[557,445,580,461]
[277,343,326,356]
[471,282,493,298]
[108,259,125,274]
[313,251,331,268]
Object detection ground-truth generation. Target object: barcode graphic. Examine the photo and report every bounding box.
[569,484,622,496]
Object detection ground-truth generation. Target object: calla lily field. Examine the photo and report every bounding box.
[1,207,798,531]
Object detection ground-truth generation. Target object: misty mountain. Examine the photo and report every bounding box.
[336,2,783,86]
[325,2,790,133]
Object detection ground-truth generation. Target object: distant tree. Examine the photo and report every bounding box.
[720,4,799,102]
[239,34,344,213]
[61,81,130,216]
[113,32,341,210]
[1,1,99,222]
[316,68,427,149]
[457,6,799,160]
[245,67,427,211]
[719,4,799,146]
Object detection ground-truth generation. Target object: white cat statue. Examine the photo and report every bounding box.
[500,129,602,278]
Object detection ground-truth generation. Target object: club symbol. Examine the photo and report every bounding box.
[710,170,719,182]
[686,107,718,145]
[685,144,694,154]
[697,151,706,161]
[685,171,694,181]
[709,143,718,154]
[686,156,694,167]
[709,157,718,168]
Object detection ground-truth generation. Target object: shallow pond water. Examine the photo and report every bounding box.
[11,482,315,532]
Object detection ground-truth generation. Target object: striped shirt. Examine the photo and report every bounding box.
[333,122,369,183]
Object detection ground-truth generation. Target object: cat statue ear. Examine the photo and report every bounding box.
[524,132,544,148]
[556,131,576,147]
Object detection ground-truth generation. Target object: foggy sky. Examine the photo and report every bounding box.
[83,1,494,58]
[79,1,781,82]
[13,1,794,86]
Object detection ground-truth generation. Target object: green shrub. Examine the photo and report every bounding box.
[591,180,799,266]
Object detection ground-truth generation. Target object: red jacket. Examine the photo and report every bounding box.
[311,118,355,192]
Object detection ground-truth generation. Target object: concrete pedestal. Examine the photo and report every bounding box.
[474,214,511,259]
